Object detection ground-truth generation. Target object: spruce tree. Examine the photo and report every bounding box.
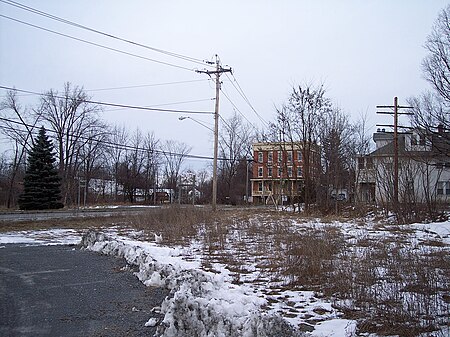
[18,127,64,210]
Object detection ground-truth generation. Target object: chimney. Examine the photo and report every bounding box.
[438,124,444,134]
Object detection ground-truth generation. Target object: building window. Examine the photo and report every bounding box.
[258,152,263,163]
[277,151,282,163]
[297,150,302,161]
[287,151,293,163]
[287,166,293,177]
[268,151,273,163]
[258,167,263,177]
[258,182,263,192]
[419,135,426,146]
[366,158,374,169]
[437,182,444,195]
[278,167,282,177]
[268,167,273,177]
[297,166,302,177]
[358,157,365,170]
[444,181,450,195]
[411,135,417,146]
[436,181,450,195]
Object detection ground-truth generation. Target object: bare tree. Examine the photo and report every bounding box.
[218,112,253,204]
[142,131,160,203]
[196,168,211,203]
[408,93,449,157]
[0,90,39,207]
[288,83,330,212]
[319,107,356,213]
[353,111,374,204]
[118,129,147,203]
[409,5,450,157]
[36,83,103,204]
[78,124,109,204]
[267,104,298,208]
[422,5,450,105]
[162,140,191,201]
[106,125,128,200]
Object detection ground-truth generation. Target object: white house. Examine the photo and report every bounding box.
[356,128,450,205]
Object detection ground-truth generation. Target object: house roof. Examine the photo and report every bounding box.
[367,130,450,160]
[369,134,406,157]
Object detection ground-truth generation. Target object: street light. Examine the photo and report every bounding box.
[178,116,214,132]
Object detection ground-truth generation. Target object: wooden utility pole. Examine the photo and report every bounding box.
[394,96,399,206]
[377,97,413,211]
[197,55,232,211]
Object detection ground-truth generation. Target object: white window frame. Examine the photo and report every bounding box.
[258,152,263,163]
[258,167,263,177]
[258,182,263,192]
[287,151,293,163]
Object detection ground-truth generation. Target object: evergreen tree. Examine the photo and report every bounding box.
[18,127,63,210]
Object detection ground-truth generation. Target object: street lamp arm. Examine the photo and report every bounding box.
[178,116,214,132]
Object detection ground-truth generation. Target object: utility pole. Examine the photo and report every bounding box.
[376,97,413,212]
[197,55,232,212]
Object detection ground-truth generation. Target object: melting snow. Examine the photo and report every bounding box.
[1,217,449,337]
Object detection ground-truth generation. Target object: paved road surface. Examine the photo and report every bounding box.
[0,244,168,337]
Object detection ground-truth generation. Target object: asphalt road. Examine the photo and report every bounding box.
[0,244,168,337]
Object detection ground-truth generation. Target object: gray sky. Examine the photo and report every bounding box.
[0,0,448,169]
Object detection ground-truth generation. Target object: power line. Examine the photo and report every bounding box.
[0,116,229,161]
[1,0,213,68]
[86,79,210,92]
[220,86,255,126]
[0,79,211,99]
[225,73,268,127]
[0,14,196,72]
[0,85,214,115]
[100,98,214,113]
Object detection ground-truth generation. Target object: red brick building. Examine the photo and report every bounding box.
[251,142,320,205]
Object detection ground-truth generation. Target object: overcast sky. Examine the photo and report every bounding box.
[0,0,448,170]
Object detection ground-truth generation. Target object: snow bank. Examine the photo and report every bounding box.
[81,231,305,337]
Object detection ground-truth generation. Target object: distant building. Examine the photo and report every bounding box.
[149,191,171,204]
[250,142,320,205]
[356,127,450,205]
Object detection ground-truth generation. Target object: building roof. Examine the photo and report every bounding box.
[252,141,319,152]
[367,130,450,160]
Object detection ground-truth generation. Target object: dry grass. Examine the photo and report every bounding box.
[3,206,449,336]
[0,214,131,232]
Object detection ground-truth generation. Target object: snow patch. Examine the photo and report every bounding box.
[81,230,305,337]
